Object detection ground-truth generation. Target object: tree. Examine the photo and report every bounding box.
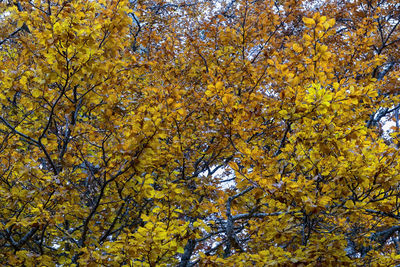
[0,0,400,265]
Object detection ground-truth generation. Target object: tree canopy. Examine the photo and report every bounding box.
[1,0,400,265]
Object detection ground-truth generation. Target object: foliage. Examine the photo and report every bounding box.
[0,0,400,265]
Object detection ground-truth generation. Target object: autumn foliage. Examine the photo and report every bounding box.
[1,0,400,265]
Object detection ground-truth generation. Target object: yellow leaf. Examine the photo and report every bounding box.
[205,90,213,97]
[17,20,24,29]
[279,110,288,118]
[215,81,224,90]
[303,34,313,42]
[32,89,41,98]
[333,82,340,90]
[177,108,185,116]
[53,21,62,34]
[345,200,354,209]
[230,161,239,171]
[327,18,336,27]
[222,95,229,105]
[319,196,331,206]
[20,76,27,86]
[302,17,316,26]
[293,43,303,53]
[77,29,86,36]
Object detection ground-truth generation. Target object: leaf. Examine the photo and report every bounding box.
[31,89,41,98]
[17,20,24,29]
[292,43,303,53]
[230,161,239,171]
[215,81,224,90]
[302,17,316,26]
[222,94,229,105]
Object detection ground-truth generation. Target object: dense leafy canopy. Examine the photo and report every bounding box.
[1,0,400,265]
